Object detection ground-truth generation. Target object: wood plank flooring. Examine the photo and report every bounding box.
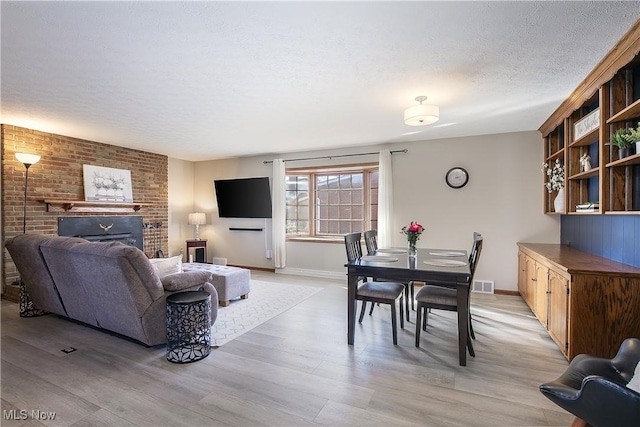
[1,272,574,426]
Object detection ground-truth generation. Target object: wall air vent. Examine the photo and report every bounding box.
[472,280,494,294]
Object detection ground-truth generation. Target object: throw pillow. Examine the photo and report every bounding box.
[149,255,182,279]
[627,361,640,393]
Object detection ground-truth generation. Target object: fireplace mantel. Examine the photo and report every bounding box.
[39,199,148,213]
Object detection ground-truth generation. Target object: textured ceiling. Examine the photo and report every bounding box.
[1,2,639,161]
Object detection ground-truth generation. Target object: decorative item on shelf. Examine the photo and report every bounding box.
[579,153,592,172]
[608,127,634,159]
[188,212,206,240]
[573,108,600,141]
[401,221,424,258]
[542,159,565,213]
[404,96,439,126]
[627,123,640,155]
[576,201,599,213]
[554,188,565,213]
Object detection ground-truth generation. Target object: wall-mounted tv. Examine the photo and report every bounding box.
[214,177,272,218]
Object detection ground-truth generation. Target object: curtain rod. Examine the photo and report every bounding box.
[263,149,407,164]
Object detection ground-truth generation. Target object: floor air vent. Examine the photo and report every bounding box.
[472,280,494,294]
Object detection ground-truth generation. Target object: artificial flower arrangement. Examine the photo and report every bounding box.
[542,159,564,193]
[402,221,425,248]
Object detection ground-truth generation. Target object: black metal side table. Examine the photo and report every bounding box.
[166,290,211,363]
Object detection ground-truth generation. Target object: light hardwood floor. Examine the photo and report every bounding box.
[1,272,573,426]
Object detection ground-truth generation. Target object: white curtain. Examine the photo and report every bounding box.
[272,159,286,268]
[378,149,393,248]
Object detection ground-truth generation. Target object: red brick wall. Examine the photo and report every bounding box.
[2,124,168,294]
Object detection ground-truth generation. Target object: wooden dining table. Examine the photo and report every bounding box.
[345,247,473,366]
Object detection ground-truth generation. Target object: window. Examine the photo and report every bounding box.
[286,164,378,238]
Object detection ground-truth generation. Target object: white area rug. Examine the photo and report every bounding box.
[211,280,323,347]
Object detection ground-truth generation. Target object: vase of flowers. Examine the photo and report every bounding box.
[542,159,565,213]
[402,221,425,257]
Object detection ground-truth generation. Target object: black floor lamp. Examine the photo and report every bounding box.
[14,152,46,317]
[15,152,41,233]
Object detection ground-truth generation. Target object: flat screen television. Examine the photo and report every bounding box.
[214,177,272,218]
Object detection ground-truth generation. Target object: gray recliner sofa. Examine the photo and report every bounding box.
[5,234,218,346]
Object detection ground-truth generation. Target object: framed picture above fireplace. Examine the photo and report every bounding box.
[83,165,133,202]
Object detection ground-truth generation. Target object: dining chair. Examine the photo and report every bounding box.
[469,232,482,339]
[425,231,482,338]
[414,234,483,355]
[363,229,415,318]
[344,232,405,345]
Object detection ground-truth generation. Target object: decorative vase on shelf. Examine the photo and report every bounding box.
[554,188,565,213]
[619,147,631,159]
[408,241,417,258]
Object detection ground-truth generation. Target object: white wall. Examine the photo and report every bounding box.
[167,157,196,259]
[192,156,275,267]
[390,131,560,291]
[170,130,560,291]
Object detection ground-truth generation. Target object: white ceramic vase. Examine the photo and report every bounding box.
[554,188,565,213]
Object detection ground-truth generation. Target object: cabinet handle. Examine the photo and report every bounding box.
[531,278,536,282]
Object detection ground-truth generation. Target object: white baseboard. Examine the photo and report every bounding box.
[276,267,345,281]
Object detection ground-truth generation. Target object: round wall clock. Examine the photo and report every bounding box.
[445,167,469,189]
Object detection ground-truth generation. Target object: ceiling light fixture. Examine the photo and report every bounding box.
[404,96,439,126]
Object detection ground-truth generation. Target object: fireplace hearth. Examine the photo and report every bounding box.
[58,216,144,250]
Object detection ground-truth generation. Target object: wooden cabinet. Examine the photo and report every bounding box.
[547,269,569,354]
[540,21,640,214]
[519,252,551,328]
[519,252,552,330]
[533,263,549,328]
[517,243,640,360]
[518,252,536,309]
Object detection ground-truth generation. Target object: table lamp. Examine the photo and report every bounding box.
[188,212,206,240]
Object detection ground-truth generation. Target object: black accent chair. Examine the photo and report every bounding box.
[363,229,414,318]
[539,337,640,427]
[414,234,483,357]
[345,232,405,345]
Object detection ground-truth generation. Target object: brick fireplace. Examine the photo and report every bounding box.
[1,125,168,299]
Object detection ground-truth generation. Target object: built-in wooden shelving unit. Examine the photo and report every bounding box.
[539,20,640,214]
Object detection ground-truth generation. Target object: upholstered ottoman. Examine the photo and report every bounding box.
[182,263,251,306]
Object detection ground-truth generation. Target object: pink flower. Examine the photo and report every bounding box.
[401,221,425,244]
[409,223,423,232]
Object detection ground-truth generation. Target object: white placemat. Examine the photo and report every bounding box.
[362,255,398,262]
[423,259,467,267]
[429,251,466,257]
